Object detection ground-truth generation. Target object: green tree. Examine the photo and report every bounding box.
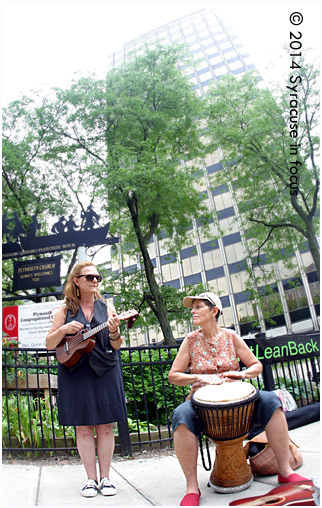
[204,59,320,283]
[26,43,212,344]
[2,97,99,299]
[101,264,208,345]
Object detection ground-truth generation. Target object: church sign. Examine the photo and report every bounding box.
[12,256,61,291]
[3,301,62,347]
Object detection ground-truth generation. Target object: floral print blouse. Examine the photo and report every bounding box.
[187,328,240,375]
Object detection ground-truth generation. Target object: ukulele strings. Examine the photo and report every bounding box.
[64,312,133,348]
[65,322,108,348]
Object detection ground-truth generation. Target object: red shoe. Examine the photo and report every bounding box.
[180,489,201,506]
[278,473,309,483]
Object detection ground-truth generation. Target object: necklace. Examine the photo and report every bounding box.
[80,303,94,324]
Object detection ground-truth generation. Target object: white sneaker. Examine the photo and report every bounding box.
[81,479,98,497]
[99,477,117,496]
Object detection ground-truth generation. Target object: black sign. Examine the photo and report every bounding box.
[13,256,61,291]
[2,207,119,259]
[245,333,320,363]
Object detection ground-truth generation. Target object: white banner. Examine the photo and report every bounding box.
[3,301,63,348]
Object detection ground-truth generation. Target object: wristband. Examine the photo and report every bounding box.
[110,333,121,342]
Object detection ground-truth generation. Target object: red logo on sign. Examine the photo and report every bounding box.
[4,314,16,330]
[3,306,19,340]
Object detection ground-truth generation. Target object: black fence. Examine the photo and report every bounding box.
[2,332,320,457]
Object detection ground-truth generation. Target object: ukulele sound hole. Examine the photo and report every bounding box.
[265,497,284,505]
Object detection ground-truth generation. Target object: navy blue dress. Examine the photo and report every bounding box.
[57,299,127,426]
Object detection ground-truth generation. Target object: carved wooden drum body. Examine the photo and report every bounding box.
[192,382,259,493]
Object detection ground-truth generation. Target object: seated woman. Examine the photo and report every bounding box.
[168,292,307,506]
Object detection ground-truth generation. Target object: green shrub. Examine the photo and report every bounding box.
[2,394,75,448]
[121,348,185,426]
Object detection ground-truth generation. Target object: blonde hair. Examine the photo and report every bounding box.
[64,261,103,317]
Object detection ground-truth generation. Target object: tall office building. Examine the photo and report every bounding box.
[106,9,319,345]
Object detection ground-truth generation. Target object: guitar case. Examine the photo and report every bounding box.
[229,480,315,506]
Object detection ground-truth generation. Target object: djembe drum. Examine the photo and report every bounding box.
[192,382,259,493]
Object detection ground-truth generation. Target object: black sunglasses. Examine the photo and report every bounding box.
[77,274,102,282]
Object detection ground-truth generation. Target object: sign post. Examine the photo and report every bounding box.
[77,246,86,262]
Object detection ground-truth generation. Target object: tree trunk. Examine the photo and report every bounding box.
[305,220,320,282]
[290,193,320,282]
[126,192,177,346]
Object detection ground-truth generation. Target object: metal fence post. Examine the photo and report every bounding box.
[117,350,132,457]
[255,333,276,391]
[262,360,276,391]
[116,420,132,457]
[310,357,319,384]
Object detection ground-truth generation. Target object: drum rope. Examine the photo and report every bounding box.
[198,434,212,471]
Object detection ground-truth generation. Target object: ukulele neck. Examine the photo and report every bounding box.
[83,321,108,340]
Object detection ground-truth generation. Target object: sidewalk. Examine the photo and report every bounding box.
[2,421,320,507]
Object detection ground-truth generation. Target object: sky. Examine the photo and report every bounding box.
[1,0,321,106]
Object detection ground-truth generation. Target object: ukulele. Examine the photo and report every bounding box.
[56,309,139,368]
[229,480,315,506]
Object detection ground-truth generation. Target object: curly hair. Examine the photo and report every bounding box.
[64,261,103,317]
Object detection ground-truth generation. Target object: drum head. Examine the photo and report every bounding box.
[193,381,256,405]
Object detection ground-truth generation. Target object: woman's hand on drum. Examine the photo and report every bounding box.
[186,374,223,400]
[222,371,245,382]
[196,373,223,386]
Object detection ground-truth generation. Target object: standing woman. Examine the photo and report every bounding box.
[46,262,127,498]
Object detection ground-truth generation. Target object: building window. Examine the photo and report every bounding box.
[198,28,209,38]
[231,271,248,293]
[220,306,234,329]
[212,66,228,78]
[237,302,258,325]
[203,250,223,270]
[229,60,244,71]
[225,242,245,263]
[200,71,213,82]
[186,34,197,43]
[189,76,198,85]
[190,42,201,52]
[182,255,199,276]
[171,32,182,41]
[285,286,309,311]
[209,55,222,65]
[301,251,316,273]
[211,276,229,296]
[162,262,180,281]
[218,217,240,234]
[220,41,233,50]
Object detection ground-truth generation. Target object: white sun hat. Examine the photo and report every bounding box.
[183,292,223,314]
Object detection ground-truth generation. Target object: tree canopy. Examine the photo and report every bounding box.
[204,59,320,283]
[3,43,212,344]
[3,44,319,338]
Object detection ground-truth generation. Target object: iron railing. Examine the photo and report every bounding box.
[2,332,320,456]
